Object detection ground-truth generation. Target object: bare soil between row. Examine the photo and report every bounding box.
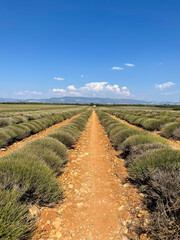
[32,112,148,240]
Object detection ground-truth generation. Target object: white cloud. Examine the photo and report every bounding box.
[78,82,131,97]
[81,82,108,92]
[14,91,42,95]
[67,85,77,90]
[81,74,84,78]
[124,63,135,67]
[104,84,130,96]
[100,84,130,96]
[112,66,124,70]
[52,88,66,93]
[121,86,131,96]
[106,84,121,94]
[122,86,127,90]
[155,82,175,90]
[51,82,132,97]
[54,77,64,81]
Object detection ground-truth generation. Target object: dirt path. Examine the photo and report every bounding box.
[33,111,147,240]
[109,113,180,150]
[0,114,80,157]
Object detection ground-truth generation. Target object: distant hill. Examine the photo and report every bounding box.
[0,97,179,105]
[33,97,151,104]
[0,97,149,104]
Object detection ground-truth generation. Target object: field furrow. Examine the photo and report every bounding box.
[33,111,147,240]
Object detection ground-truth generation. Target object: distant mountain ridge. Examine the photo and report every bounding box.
[0,97,179,105]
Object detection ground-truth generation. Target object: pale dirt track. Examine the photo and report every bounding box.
[109,114,180,150]
[33,112,147,240]
[0,114,80,158]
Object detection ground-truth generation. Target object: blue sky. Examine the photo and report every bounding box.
[0,0,180,102]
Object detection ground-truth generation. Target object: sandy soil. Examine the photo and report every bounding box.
[109,114,180,150]
[32,112,147,240]
[0,114,80,158]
